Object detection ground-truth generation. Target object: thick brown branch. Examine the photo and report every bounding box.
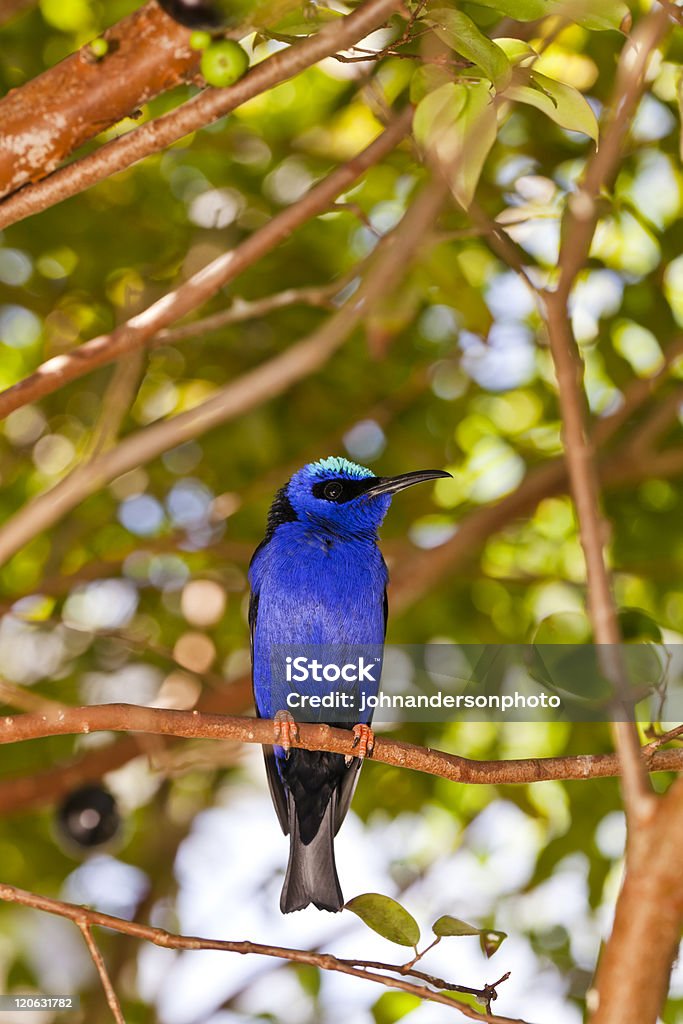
[1,704,683,785]
[0,884,521,1024]
[0,110,411,421]
[0,2,200,198]
[0,0,402,228]
[590,776,683,1024]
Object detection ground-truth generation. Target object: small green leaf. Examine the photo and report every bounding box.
[345,894,421,947]
[495,38,537,66]
[372,991,422,1024]
[433,915,481,937]
[413,82,466,149]
[480,930,507,958]
[467,0,627,29]
[428,9,511,89]
[563,0,629,31]
[504,70,598,142]
[415,80,497,208]
[465,0,548,20]
[410,65,453,104]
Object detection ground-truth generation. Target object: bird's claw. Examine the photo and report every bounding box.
[273,710,299,758]
[345,723,375,765]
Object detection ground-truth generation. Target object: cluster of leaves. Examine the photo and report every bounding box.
[346,892,507,958]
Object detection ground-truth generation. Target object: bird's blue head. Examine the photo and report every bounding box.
[266,456,450,541]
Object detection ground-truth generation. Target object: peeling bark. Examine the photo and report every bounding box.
[0,1,199,197]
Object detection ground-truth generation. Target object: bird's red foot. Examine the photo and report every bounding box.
[345,723,375,765]
[273,710,299,757]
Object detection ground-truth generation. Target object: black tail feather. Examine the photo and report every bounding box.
[280,797,343,914]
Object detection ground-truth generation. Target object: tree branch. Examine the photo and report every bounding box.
[589,776,683,1024]
[0,0,402,229]
[0,2,201,199]
[0,109,411,421]
[556,4,672,300]
[539,2,675,825]
[0,883,523,1024]
[2,704,683,786]
[0,171,445,569]
[543,294,652,821]
[154,280,351,346]
[77,920,126,1024]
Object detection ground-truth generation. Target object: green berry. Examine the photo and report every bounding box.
[190,30,212,51]
[90,37,108,58]
[200,40,249,88]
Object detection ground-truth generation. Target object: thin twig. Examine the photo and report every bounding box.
[0,884,527,1024]
[154,280,351,347]
[77,920,126,1024]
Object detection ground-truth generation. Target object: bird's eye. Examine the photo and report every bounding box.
[323,481,344,501]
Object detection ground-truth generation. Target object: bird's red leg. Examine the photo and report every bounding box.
[273,709,299,757]
[345,723,375,765]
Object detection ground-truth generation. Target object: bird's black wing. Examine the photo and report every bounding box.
[250,587,290,835]
[333,584,388,834]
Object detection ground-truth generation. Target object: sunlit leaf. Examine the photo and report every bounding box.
[345,894,421,947]
[415,81,497,207]
[504,70,599,141]
[480,930,507,957]
[372,991,422,1024]
[432,915,481,937]
[428,9,511,89]
[466,0,627,30]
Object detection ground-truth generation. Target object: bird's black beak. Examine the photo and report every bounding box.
[363,469,452,498]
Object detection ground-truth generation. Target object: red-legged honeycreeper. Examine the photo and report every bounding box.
[248,456,451,913]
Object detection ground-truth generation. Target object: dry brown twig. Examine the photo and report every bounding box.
[76,920,126,1024]
[0,883,524,1024]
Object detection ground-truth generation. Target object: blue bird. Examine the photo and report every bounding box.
[249,456,450,913]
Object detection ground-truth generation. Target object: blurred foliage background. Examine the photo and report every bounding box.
[1,0,683,1021]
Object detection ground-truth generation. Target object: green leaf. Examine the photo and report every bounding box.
[372,991,422,1024]
[480,930,507,958]
[466,0,628,29]
[413,82,467,149]
[345,894,421,947]
[465,0,548,19]
[504,70,599,142]
[410,65,453,104]
[433,915,481,937]
[494,38,537,65]
[427,9,511,89]
[415,81,497,206]
[562,0,629,31]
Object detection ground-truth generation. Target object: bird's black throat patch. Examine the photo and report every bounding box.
[264,485,298,539]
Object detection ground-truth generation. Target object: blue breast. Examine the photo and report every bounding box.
[250,521,387,722]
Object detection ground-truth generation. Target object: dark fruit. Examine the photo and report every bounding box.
[157,0,254,30]
[200,40,249,87]
[57,785,120,849]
